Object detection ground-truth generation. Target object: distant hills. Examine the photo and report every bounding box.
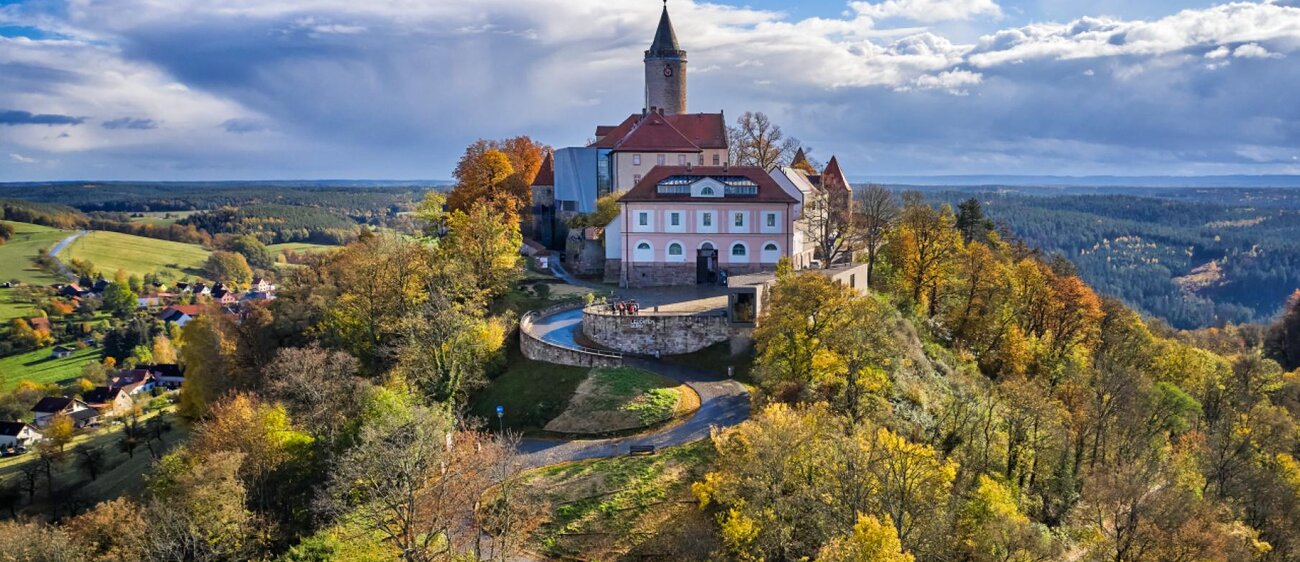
[861,175,1300,188]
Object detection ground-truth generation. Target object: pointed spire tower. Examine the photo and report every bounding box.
[645,1,687,115]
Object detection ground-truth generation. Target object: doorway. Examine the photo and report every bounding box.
[696,247,718,284]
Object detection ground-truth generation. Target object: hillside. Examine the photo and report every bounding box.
[61,230,211,281]
[0,220,68,285]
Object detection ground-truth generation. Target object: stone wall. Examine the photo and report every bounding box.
[582,307,731,355]
[621,262,696,287]
[519,305,622,368]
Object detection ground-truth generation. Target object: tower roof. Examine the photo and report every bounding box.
[821,156,852,193]
[647,3,684,58]
[532,151,554,187]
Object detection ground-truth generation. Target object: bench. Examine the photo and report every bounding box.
[628,445,656,456]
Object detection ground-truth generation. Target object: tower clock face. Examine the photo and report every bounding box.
[663,64,673,77]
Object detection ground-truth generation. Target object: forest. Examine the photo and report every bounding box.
[921,187,1300,329]
[2,138,1299,561]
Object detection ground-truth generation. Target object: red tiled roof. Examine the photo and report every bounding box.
[821,156,852,193]
[532,151,554,187]
[590,112,726,151]
[620,166,797,204]
[613,111,698,153]
[28,317,51,332]
[164,305,203,316]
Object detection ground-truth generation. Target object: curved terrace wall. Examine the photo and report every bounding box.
[520,303,622,368]
[582,306,730,356]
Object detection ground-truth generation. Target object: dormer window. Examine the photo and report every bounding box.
[700,186,715,196]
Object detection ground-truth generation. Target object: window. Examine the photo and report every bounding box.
[734,213,745,227]
[713,154,721,165]
[701,242,714,250]
[678,154,687,165]
[633,154,641,166]
[637,242,651,250]
[700,187,715,196]
[633,174,642,185]
[766,213,777,227]
[638,212,649,226]
[731,244,747,256]
[657,154,666,165]
[698,154,705,165]
[764,243,778,251]
[560,201,576,211]
[668,243,683,256]
[670,212,680,226]
[702,213,712,226]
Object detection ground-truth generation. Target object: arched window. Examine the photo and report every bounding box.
[700,242,715,250]
[637,242,651,250]
[668,243,683,256]
[700,186,715,196]
[731,244,747,256]
[764,243,778,251]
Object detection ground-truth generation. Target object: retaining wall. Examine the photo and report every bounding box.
[582,306,731,355]
[519,304,622,368]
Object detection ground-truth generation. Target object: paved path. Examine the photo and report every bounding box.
[49,230,86,258]
[516,299,750,468]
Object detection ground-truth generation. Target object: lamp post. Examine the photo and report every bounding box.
[496,405,504,434]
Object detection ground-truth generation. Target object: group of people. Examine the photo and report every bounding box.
[608,299,641,316]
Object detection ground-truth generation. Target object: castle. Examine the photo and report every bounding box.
[532,2,855,288]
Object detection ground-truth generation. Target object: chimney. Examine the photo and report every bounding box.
[658,107,665,115]
[685,162,692,172]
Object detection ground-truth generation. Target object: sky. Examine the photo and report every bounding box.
[1,0,1299,181]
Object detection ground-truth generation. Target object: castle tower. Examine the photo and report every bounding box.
[645,2,686,115]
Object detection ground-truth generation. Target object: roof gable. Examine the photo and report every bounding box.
[620,166,797,204]
[612,111,699,153]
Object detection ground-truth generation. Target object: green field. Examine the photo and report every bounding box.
[543,367,692,434]
[0,345,99,392]
[0,221,68,285]
[0,288,37,324]
[268,242,340,254]
[62,230,210,281]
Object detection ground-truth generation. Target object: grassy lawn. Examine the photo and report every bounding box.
[517,440,719,560]
[0,221,67,285]
[0,408,188,517]
[0,288,37,324]
[0,345,100,392]
[62,230,210,281]
[544,367,696,435]
[469,351,591,434]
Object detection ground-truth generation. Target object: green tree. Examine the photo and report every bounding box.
[102,282,138,317]
[204,250,253,289]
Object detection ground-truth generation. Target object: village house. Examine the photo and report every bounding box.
[27,316,51,332]
[30,397,99,428]
[142,363,184,390]
[82,386,134,417]
[49,345,75,359]
[0,421,41,451]
[251,277,274,293]
[136,292,177,308]
[159,304,203,326]
[109,369,156,395]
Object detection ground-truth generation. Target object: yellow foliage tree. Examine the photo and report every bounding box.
[818,514,915,562]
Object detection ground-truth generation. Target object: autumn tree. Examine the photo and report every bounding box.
[1265,289,1300,370]
[447,136,548,219]
[728,111,803,169]
[204,250,253,289]
[438,204,523,303]
[887,193,962,317]
[145,451,264,561]
[177,311,238,418]
[856,184,899,289]
[262,346,366,441]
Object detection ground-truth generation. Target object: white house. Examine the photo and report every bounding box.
[0,421,41,450]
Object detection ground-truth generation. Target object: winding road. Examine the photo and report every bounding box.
[47,230,88,279]
[515,271,751,468]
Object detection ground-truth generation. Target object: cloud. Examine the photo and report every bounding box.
[0,109,84,126]
[9,153,38,163]
[102,117,158,130]
[0,0,1299,180]
[850,0,1002,23]
[1233,43,1283,58]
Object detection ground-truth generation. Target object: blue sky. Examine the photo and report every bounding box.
[1,0,1299,181]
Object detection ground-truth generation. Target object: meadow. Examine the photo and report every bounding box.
[0,345,100,392]
[61,230,210,281]
[0,220,68,285]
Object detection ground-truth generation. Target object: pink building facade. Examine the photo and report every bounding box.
[607,166,806,287]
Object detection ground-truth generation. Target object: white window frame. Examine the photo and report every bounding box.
[633,154,641,166]
[666,240,686,262]
[633,240,655,262]
[657,154,666,165]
